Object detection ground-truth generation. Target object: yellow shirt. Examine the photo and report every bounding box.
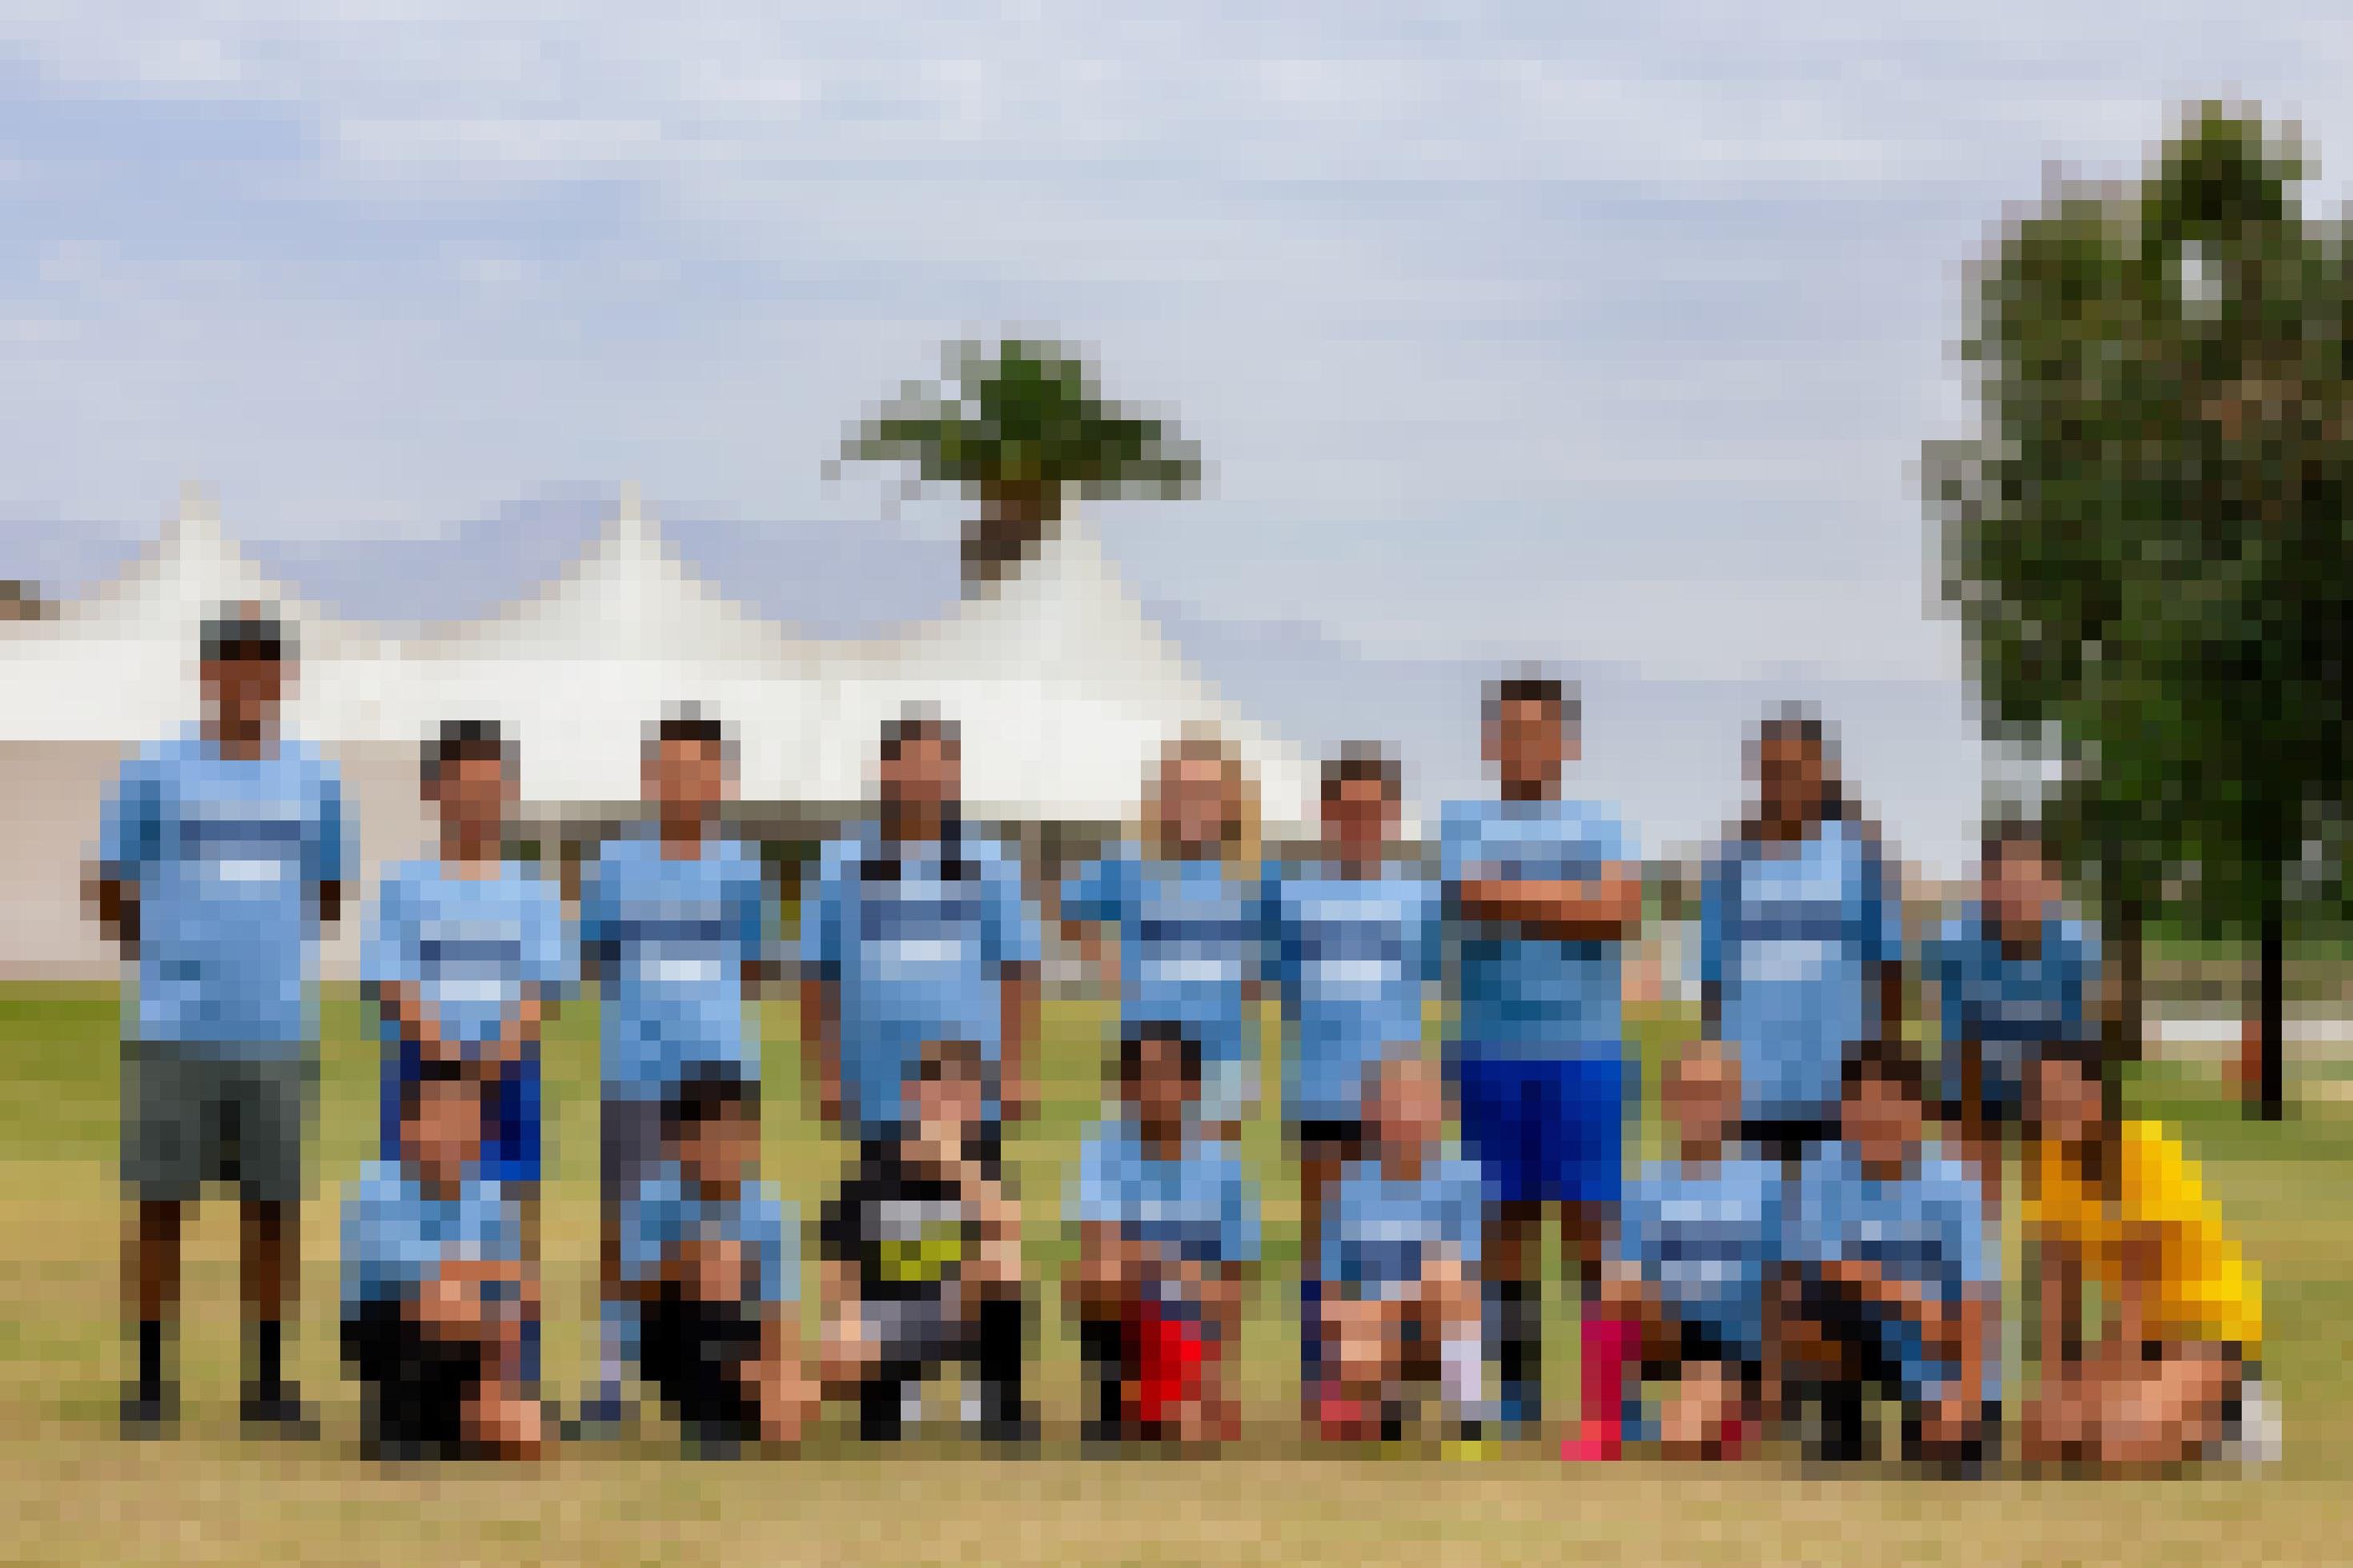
[2026,1120,2262,1352]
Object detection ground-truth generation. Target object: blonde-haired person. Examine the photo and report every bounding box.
[1061,728,1270,1141]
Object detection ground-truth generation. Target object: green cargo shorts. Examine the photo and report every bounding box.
[121,1041,315,1205]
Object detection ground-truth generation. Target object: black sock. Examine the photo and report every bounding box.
[254,1320,283,1400]
[1496,1281,1540,1393]
[136,1320,164,1399]
[859,1373,906,1442]
[1080,1317,1125,1431]
[976,1297,1026,1422]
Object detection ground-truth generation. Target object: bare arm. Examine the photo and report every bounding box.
[372,980,452,1063]
[1876,960,1905,1048]
[999,963,1038,1121]
[2038,1235,2084,1382]
[1456,868,1643,941]
[801,976,841,1126]
[88,873,138,955]
[466,985,550,1074]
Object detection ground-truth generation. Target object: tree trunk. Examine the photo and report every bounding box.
[965,482,1057,591]
[2255,867,2286,1121]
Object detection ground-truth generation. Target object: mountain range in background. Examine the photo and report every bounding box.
[0,491,1990,874]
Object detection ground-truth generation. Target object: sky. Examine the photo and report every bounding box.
[0,3,2341,872]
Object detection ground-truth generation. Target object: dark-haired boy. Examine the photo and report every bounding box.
[340,1063,544,1459]
[1440,672,1644,1450]
[621,1063,813,1450]
[364,720,572,1386]
[1066,1022,1259,1447]
[1773,1039,1999,1467]
[818,1037,1032,1443]
[578,709,772,1429]
[98,604,350,1438]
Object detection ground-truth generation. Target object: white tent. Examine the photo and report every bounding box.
[0,493,1315,974]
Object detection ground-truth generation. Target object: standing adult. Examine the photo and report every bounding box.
[802,708,1040,1167]
[94,604,351,1438]
[1440,672,1644,1451]
[1698,708,1905,1167]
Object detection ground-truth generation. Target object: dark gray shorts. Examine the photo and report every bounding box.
[121,1041,315,1205]
[600,1094,667,1207]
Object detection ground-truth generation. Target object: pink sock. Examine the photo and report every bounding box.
[1577,1313,1636,1438]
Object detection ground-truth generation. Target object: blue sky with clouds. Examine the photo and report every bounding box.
[0,3,2338,869]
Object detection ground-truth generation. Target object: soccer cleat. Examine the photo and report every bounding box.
[563,1387,633,1442]
[1560,1422,1624,1462]
[239,1383,319,1441]
[1442,1421,1493,1462]
[1493,1382,1542,1439]
[119,1384,177,1440]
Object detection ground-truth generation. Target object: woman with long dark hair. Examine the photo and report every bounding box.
[2018,1039,2271,1467]
[1697,708,1905,1165]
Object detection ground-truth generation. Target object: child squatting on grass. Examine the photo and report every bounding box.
[1066,1021,1259,1448]
[819,1035,1033,1443]
[1315,1049,1488,1448]
[339,1061,544,1461]
[619,1061,815,1451]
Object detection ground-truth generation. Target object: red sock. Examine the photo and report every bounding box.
[1577,1313,1636,1440]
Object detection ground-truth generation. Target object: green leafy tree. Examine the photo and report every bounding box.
[838,338,1203,591]
[1927,102,2352,1118]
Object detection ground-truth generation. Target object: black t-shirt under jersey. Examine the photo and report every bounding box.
[820,1145,978,1305]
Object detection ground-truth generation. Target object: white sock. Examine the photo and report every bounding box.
[1443,1333,1486,1426]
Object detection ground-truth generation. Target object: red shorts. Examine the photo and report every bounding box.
[1125,1299,1213,1425]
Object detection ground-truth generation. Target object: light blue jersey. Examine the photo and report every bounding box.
[1614,1155,1785,1359]
[100,729,350,1054]
[1699,820,1901,1124]
[802,823,1040,1135]
[1321,1153,1485,1301]
[1928,906,2099,1109]
[620,1161,796,1307]
[339,1160,522,1315]
[1070,1117,1259,1268]
[582,829,769,1099]
[1441,796,1640,1061]
[364,860,574,1052]
[1786,1143,1998,1403]
[1062,850,1266,1077]
[1262,862,1443,1124]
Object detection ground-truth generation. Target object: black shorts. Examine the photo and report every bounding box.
[1291,1119,1368,1162]
[1641,1318,1763,1391]
[343,1296,485,1456]
[859,1124,1003,1181]
[638,1291,764,1442]
[1792,1276,1909,1396]
[1741,1118,1841,1167]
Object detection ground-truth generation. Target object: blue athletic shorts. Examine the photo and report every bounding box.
[1448,1049,1627,1207]
[382,1049,543,1186]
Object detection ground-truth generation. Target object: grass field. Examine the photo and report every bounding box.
[1,982,2347,1565]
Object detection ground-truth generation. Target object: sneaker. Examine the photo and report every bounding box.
[120,1384,177,1440]
[239,1384,319,1441]
[1561,1421,1624,1462]
[1441,1421,1493,1462]
[978,1410,1041,1449]
[563,1388,633,1442]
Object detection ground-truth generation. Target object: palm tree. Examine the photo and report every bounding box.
[838,338,1203,591]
